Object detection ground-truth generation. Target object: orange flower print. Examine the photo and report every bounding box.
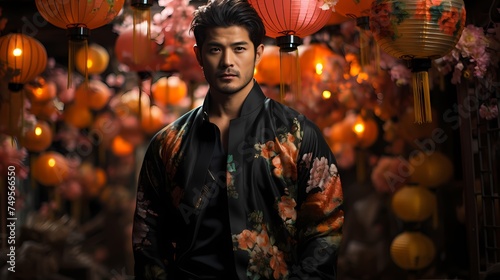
[272,156,283,178]
[237,229,257,250]
[159,126,184,179]
[278,195,297,221]
[270,246,288,279]
[256,227,271,254]
[274,135,298,181]
[439,7,460,35]
[260,140,276,159]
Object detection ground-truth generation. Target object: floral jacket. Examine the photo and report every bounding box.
[133,83,344,279]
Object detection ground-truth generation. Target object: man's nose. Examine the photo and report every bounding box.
[221,50,234,67]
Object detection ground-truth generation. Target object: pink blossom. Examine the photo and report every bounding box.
[479,103,499,120]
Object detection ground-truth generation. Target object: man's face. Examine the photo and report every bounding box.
[195,26,263,96]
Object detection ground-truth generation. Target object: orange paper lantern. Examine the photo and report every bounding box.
[141,105,167,135]
[390,231,436,270]
[22,120,53,153]
[254,45,282,86]
[111,135,134,156]
[31,151,70,186]
[151,76,188,106]
[352,116,379,148]
[370,0,466,123]
[64,104,93,129]
[0,33,47,91]
[35,0,124,85]
[74,79,112,110]
[28,79,57,102]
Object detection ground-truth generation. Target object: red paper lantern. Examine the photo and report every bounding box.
[370,0,466,123]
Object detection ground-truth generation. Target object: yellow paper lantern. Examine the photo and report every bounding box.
[390,231,436,270]
[75,43,110,76]
[22,120,53,153]
[392,185,436,222]
[409,151,454,188]
[31,151,69,186]
[370,0,466,123]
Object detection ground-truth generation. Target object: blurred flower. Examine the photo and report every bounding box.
[479,100,499,120]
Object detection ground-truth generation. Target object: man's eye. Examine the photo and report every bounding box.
[209,48,221,53]
[235,47,245,52]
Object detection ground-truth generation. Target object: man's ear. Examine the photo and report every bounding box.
[194,44,202,67]
[255,43,264,65]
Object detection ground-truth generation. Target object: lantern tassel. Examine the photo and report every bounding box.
[411,59,432,124]
[132,0,153,65]
[277,35,301,106]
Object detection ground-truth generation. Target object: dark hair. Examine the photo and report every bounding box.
[190,0,266,51]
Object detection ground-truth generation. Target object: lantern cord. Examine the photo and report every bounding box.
[68,39,88,88]
[358,28,370,67]
[412,71,432,124]
[279,48,301,105]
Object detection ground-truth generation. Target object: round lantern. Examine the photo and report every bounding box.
[409,151,454,188]
[64,104,93,129]
[392,184,436,222]
[370,0,466,123]
[254,45,282,86]
[111,135,134,156]
[352,116,379,148]
[390,231,436,270]
[0,33,47,91]
[28,79,57,103]
[75,43,110,76]
[35,0,125,85]
[74,79,112,110]
[141,105,167,135]
[151,76,187,106]
[31,151,70,186]
[22,120,53,152]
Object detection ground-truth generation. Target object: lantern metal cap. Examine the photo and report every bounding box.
[409,58,432,72]
[67,26,90,41]
[132,0,153,8]
[8,83,24,92]
[276,35,302,52]
[356,16,370,30]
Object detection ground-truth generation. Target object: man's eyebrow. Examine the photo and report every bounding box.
[206,41,250,47]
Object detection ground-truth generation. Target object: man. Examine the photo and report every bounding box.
[132,0,344,279]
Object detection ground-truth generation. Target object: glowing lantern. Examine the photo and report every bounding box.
[0,33,48,91]
[35,0,124,85]
[75,43,110,76]
[79,163,107,197]
[151,76,188,106]
[390,231,436,270]
[409,151,454,188]
[299,44,344,85]
[111,135,134,156]
[74,79,112,110]
[254,45,282,86]
[28,79,57,103]
[328,121,358,145]
[248,0,333,102]
[141,105,167,135]
[22,120,53,153]
[370,0,466,123]
[392,184,436,222]
[64,104,93,129]
[352,116,379,148]
[31,151,69,186]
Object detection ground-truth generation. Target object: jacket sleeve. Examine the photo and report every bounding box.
[133,138,172,280]
[291,119,344,280]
